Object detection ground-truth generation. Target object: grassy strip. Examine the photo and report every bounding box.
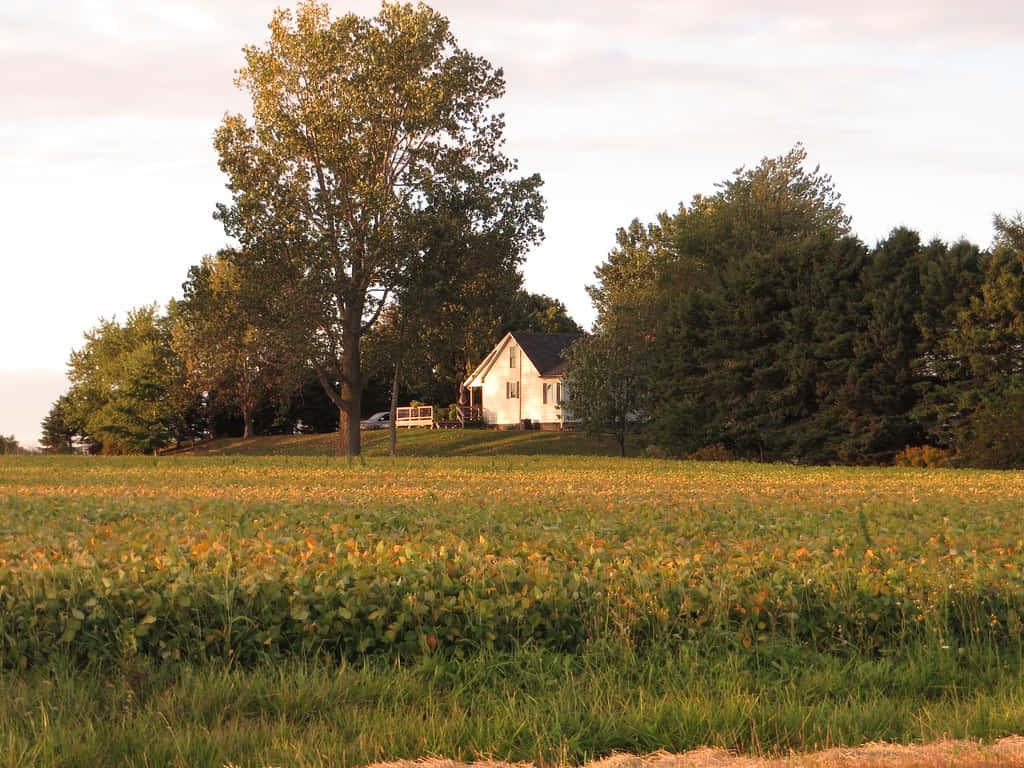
[179,428,627,457]
[2,641,1023,768]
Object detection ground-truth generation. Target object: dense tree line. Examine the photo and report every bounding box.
[41,277,577,454]
[570,145,1024,466]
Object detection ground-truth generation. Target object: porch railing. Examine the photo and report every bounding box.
[456,405,483,426]
[395,405,434,428]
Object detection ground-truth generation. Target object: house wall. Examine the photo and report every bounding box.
[478,338,565,427]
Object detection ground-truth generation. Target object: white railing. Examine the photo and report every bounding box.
[396,405,434,428]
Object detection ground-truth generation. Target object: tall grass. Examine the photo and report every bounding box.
[2,641,1023,768]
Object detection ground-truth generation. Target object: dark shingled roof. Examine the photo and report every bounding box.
[509,332,580,377]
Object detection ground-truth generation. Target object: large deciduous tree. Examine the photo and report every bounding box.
[214,0,542,455]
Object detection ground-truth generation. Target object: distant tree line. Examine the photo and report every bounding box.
[0,435,27,455]
[567,144,1024,467]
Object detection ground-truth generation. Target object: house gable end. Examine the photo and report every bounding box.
[463,332,514,388]
[509,332,580,378]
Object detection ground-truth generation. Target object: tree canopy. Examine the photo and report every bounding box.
[214,0,543,455]
[170,251,293,440]
[63,306,192,454]
[581,146,1024,465]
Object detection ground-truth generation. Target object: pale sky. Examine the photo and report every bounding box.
[2,0,1023,448]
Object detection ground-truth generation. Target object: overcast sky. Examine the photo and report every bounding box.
[2,0,1023,448]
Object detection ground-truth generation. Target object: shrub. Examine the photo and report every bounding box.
[686,443,735,462]
[893,445,953,468]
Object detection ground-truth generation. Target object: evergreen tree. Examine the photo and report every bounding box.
[646,146,852,459]
[40,395,80,453]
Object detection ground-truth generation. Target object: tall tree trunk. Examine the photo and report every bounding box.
[337,316,362,457]
[242,403,254,440]
[389,360,400,457]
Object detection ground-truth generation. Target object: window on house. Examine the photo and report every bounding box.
[506,381,519,399]
[542,383,549,404]
[509,345,516,368]
[556,382,564,403]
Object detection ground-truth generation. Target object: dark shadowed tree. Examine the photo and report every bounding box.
[937,213,1024,465]
[642,146,851,459]
[564,331,646,457]
[504,291,583,336]
[0,435,24,455]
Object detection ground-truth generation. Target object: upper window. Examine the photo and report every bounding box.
[509,344,517,368]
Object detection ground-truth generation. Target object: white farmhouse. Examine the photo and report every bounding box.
[461,332,580,429]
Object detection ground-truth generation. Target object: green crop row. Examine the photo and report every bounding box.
[3,456,1024,668]
[2,533,1023,668]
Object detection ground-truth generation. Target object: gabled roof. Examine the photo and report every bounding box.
[510,331,579,377]
[463,331,581,387]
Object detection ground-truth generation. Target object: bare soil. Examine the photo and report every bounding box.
[366,738,1024,768]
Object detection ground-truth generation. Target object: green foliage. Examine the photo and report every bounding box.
[582,146,855,461]
[5,456,1024,671]
[214,0,541,455]
[505,291,583,335]
[63,306,189,454]
[588,217,673,336]
[361,186,545,420]
[915,213,1024,462]
[39,395,79,454]
[956,389,1024,468]
[4,645,1024,767]
[0,435,24,455]
[564,331,646,457]
[585,147,1023,466]
[6,457,1024,763]
[170,251,295,439]
[186,428,618,457]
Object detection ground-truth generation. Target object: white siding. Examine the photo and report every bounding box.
[476,337,564,427]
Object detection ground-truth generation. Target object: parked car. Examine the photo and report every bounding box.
[360,411,391,430]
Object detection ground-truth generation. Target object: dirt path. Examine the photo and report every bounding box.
[367,738,1024,768]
